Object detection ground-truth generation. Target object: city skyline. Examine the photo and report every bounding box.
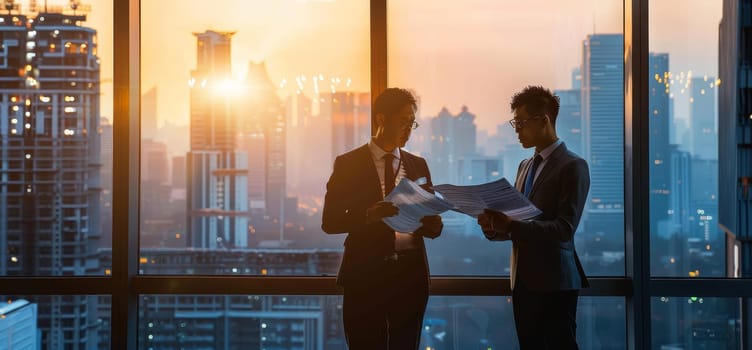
[7,0,716,139]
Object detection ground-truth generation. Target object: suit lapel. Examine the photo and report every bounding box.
[400,149,417,180]
[357,144,384,200]
[529,143,567,199]
[516,158,531,191]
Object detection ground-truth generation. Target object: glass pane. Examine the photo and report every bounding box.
[140,1,369,274]
[138,295,623,349]
[648,1,724,277]
[0,295,110,349]
[388,1,625,276]
[651,297,741,349]
[0,2,113,276]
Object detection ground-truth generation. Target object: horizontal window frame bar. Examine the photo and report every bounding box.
[6,277,751,297]
[651,279,752,297]
[2,276,628,296]
[0,277,112,295]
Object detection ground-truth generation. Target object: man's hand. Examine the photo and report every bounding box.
[365,201,399,224]
[415,215,443,239]
[477,209,512,240]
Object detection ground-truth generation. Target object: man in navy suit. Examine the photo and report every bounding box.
[478,86,590,350]
[322,88,443,350]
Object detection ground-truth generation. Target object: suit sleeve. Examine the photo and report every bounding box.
[321,155,369,234]
[508,158,590,243]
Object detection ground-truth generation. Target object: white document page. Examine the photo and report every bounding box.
[382,178,455,232]
[432,178,542,220]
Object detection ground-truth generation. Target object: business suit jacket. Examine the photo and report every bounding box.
[493,142,590,292]
[321,144,434,288]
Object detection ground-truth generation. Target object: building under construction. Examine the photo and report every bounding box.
[0,7,102,349]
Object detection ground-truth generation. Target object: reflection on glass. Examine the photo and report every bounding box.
[388,1,625,276]
[0,295,110,349]
[648,1,724,277]
[139,1,370,274]
[0,3,112,277]
[651,297,740,349]
[137,295,623,349]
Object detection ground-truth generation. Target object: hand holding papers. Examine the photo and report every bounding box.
[380,177,541,232]
[432,178,541,220]
[382,178,455,232]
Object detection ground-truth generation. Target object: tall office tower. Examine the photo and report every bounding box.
[648,53,672,237]
[429,106,477,184]
[690,76,718,160]
[580,34,624,274]
[719,0,751,277]
[329,92,355,158]
[286,93,331,197]
[554,88,583,157]
[0,11,102,348]
[330,92,370,159]
[142,86,158,140]
[141,140,172,245]
[187,31,248,249]
[142,139,169,184]
[240,61,286,220]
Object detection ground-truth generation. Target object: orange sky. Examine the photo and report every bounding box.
[15,0,722,134]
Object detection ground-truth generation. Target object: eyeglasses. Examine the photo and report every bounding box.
[400,120,420,130]
[508,115,542,129]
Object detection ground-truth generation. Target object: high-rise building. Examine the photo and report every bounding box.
[582,33,624,209]
[428,106,477,184]
[241,61,286,220]
[0,11,102,348]
[329,92,370,160]
[690,77,718,160]
[580,33,625,275]
[554,88,582,157]
[719,0,751,278]
[142,139,169,184]
[187,30,248,249]
[648,53,671,238]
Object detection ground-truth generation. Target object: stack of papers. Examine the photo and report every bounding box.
[382,178,541,232]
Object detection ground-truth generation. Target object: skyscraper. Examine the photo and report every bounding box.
[689,76,718,160]
[580,33,625,275]
[428,106,477,184]
[329,92,371,160]
[187,31,249,249]
[554,88,582,157]
[648,53,671,238]
[582,33,624,209]
[0,11,102,348]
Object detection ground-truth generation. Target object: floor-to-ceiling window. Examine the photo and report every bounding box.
[3,0,752,349]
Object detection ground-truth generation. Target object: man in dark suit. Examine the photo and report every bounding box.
[322,88,443,350]
[478,85,590,350]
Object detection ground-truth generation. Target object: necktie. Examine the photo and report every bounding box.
[523,154,542,198]
[384,153,396,196]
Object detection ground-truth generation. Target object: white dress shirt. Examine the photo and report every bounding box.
[368,140,418,251]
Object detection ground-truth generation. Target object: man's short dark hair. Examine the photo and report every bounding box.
[373,88,418,120]
[510,85,560,126]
